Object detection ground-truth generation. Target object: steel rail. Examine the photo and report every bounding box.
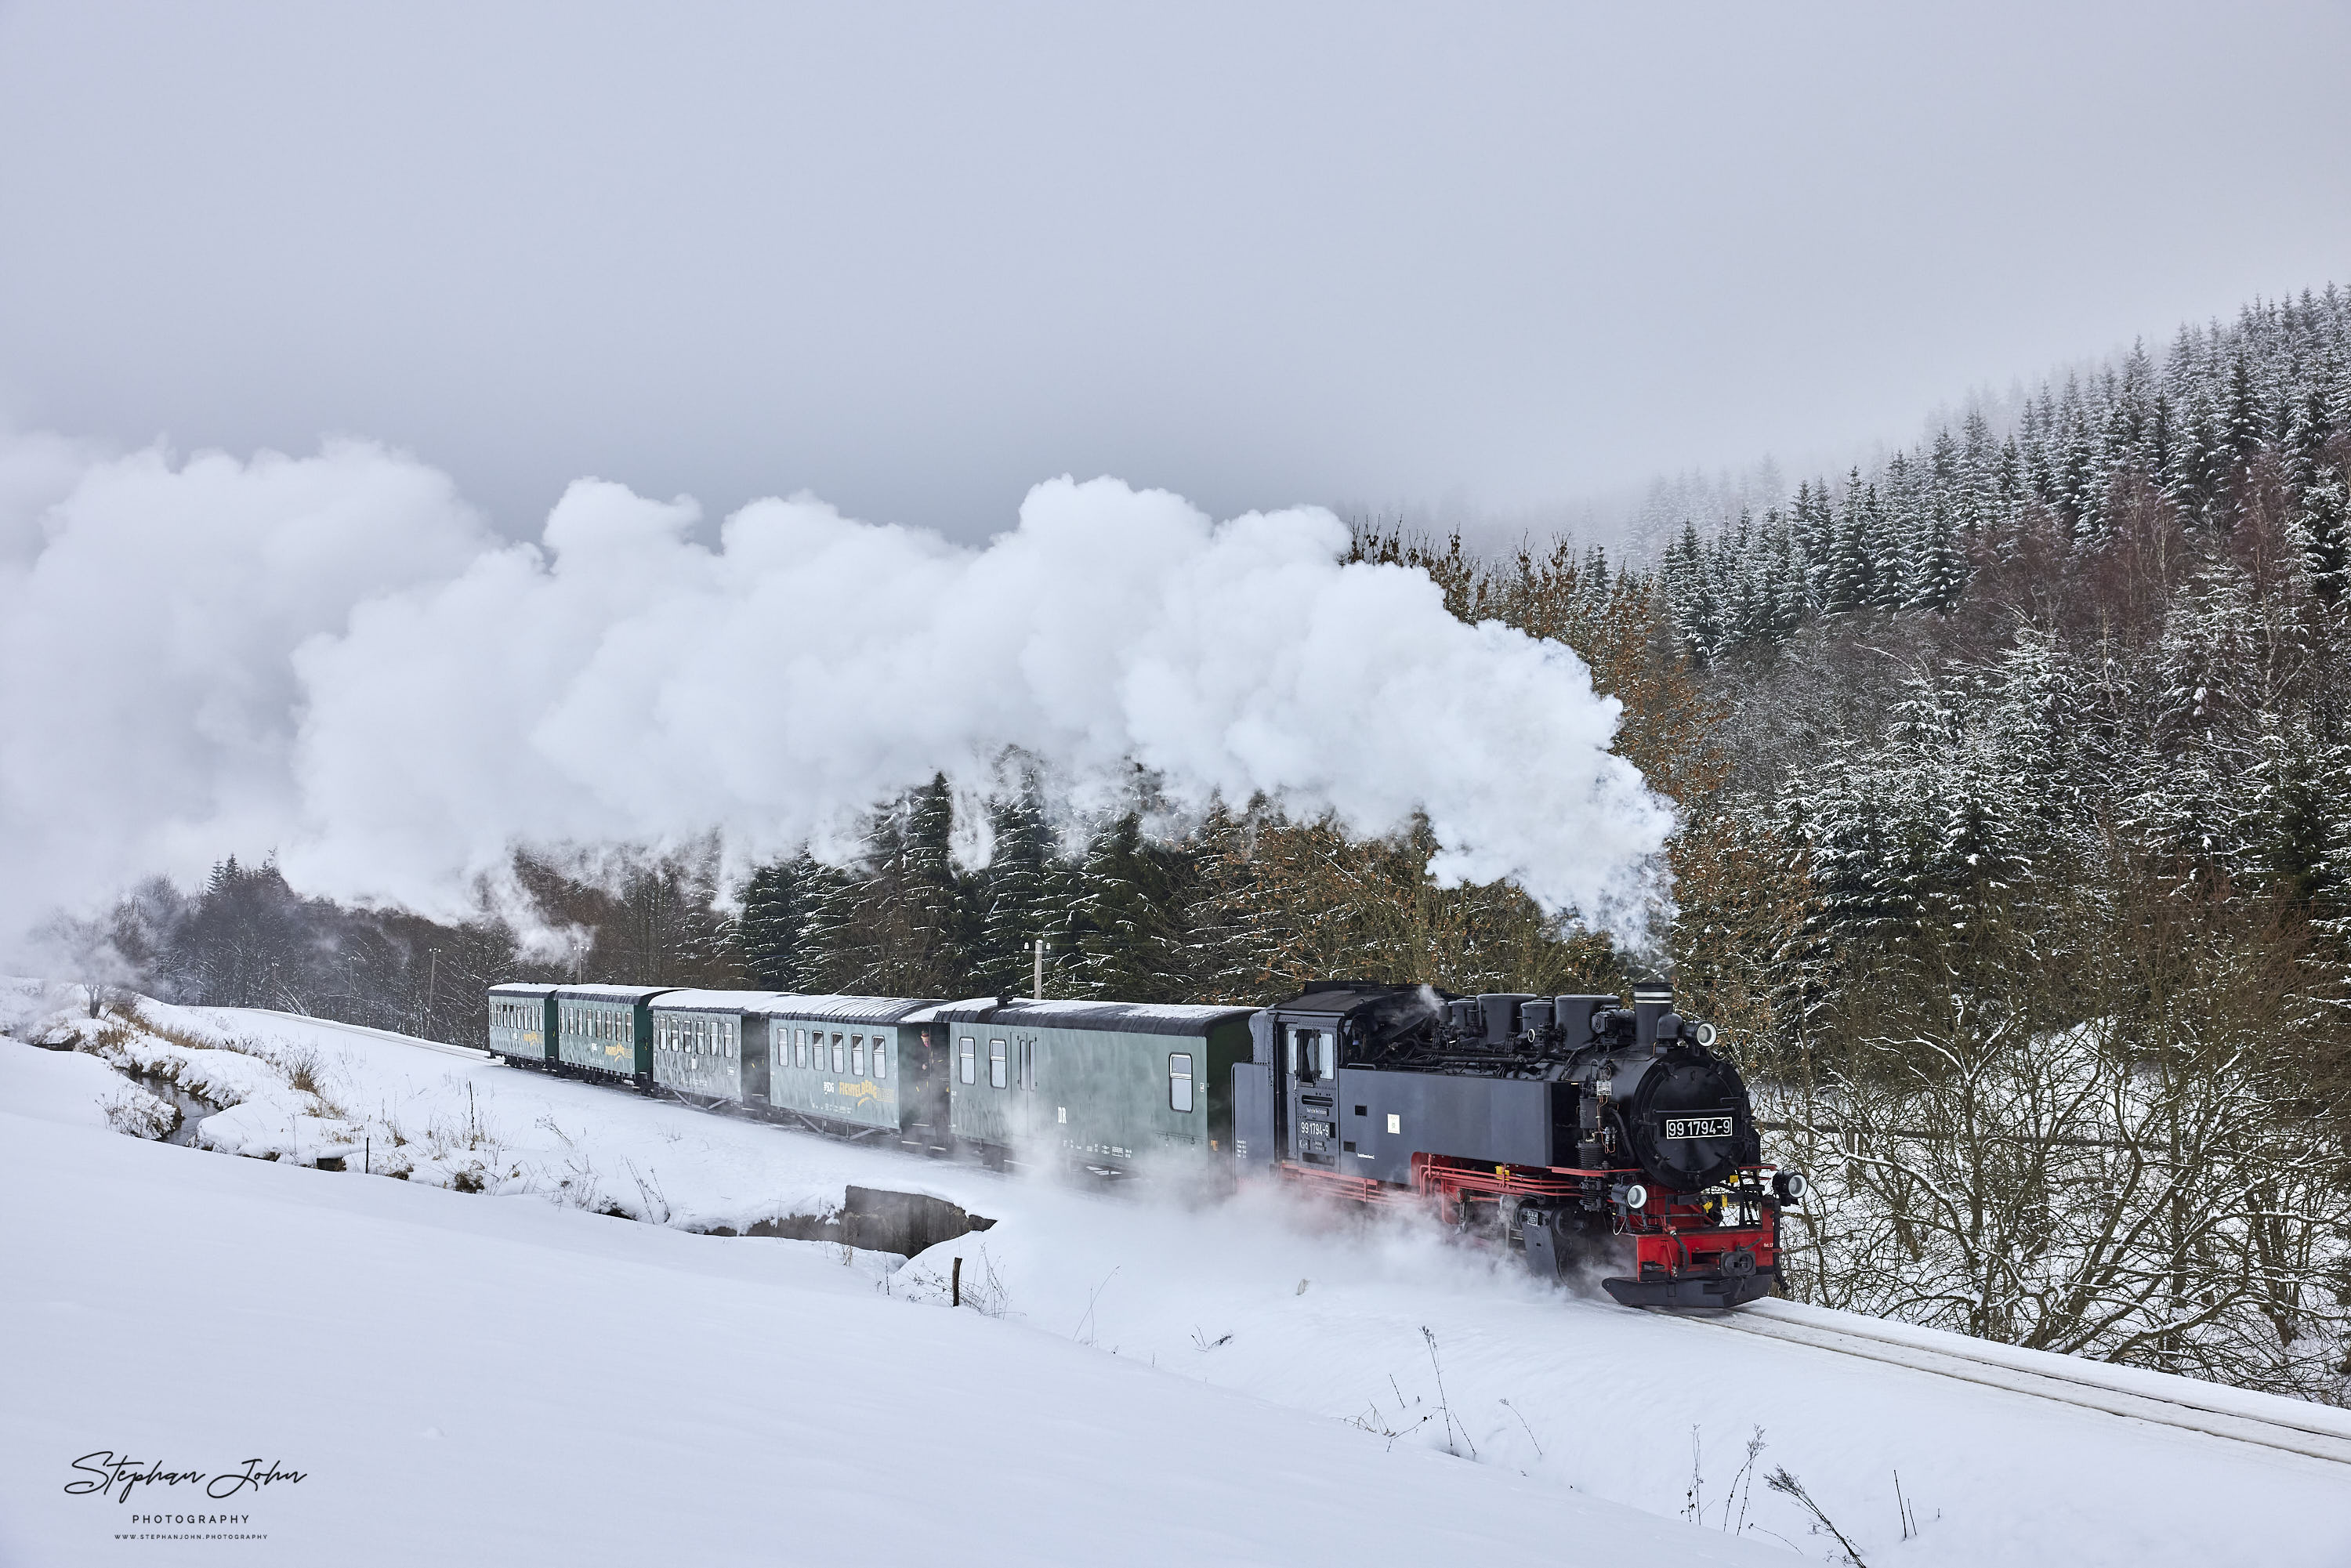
[1684,1299,2351,1468]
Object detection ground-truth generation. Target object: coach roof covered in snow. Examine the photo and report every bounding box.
[755,994,944,1024]
[488,981,559,997]
[931,998,1256,1037]
[650,989,788,1013]
[551,983,679,1001]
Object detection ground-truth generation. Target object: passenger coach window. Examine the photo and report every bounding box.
[872,1040,887,1079]
[1169,1053,1194,1113]
[850,1037,866,1075]
[958,1036,976,1085]
[989,1037,1007,1090]
[831,1034,845,1073]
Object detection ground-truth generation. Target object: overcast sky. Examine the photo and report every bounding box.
[2,2,2347,543]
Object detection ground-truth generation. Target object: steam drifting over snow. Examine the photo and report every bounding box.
[0,434,1672,944]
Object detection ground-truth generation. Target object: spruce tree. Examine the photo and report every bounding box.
[2283,381,2335,492]
[1905,493,1965,614]
[2294,465,2349,606]
[737,856,811,991]
[1824,471,1880,615]
[1066,813,1206,1002]
[792,790,965,997]
[977,777,1060,995]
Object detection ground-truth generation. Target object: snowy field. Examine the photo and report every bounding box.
[4,983,2349,1566]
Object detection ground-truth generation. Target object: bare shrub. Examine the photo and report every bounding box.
[100,1082,177,1139]
[1766,872,2351,1400]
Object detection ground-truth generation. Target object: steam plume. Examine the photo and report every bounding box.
[0,435,1673,950]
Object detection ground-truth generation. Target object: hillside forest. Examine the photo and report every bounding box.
[61,284,2351,1401]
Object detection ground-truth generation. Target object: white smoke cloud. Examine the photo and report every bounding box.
[0,433,1674,951]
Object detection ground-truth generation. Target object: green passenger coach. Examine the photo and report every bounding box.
[553,984,673,1079]
[487,982,559,1063]
[650,990,777,1103]
[933,999,1257,1173]
[759,994,949,1153]
[487,982,1244,1174]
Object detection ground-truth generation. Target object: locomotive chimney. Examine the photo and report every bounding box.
[1631,987,1673,1051]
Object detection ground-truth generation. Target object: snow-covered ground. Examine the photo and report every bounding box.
[5,984,2349,1565]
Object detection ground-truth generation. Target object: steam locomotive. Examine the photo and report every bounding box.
[1243,982,1796,1308]
[486,978,1799,1309]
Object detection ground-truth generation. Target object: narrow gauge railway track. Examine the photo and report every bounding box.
[213,1007,496,1063]
[1683,1298,2351,1468]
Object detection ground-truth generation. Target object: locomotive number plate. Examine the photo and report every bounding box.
[1299,1119,1334,1139]
[1665,1114,1733,1140]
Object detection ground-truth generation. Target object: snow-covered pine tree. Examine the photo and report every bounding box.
[737,856,812,991]
[1065,813,1207,1002]
[1665,520,1723,661]
[1822,470,1881,615]
[976,775,1060,996]
[2282,379,2335,493]
[2223,353,2265,497]
[2293,463,2349,606]
[2055,382,2102,540]
[1794,479,1835,612]
[1905,490,1965,613]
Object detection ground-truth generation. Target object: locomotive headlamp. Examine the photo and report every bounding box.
[1773,1170,1808,1204]
[1613,1182,1650,1211]
[1694,1023,1718,1047]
